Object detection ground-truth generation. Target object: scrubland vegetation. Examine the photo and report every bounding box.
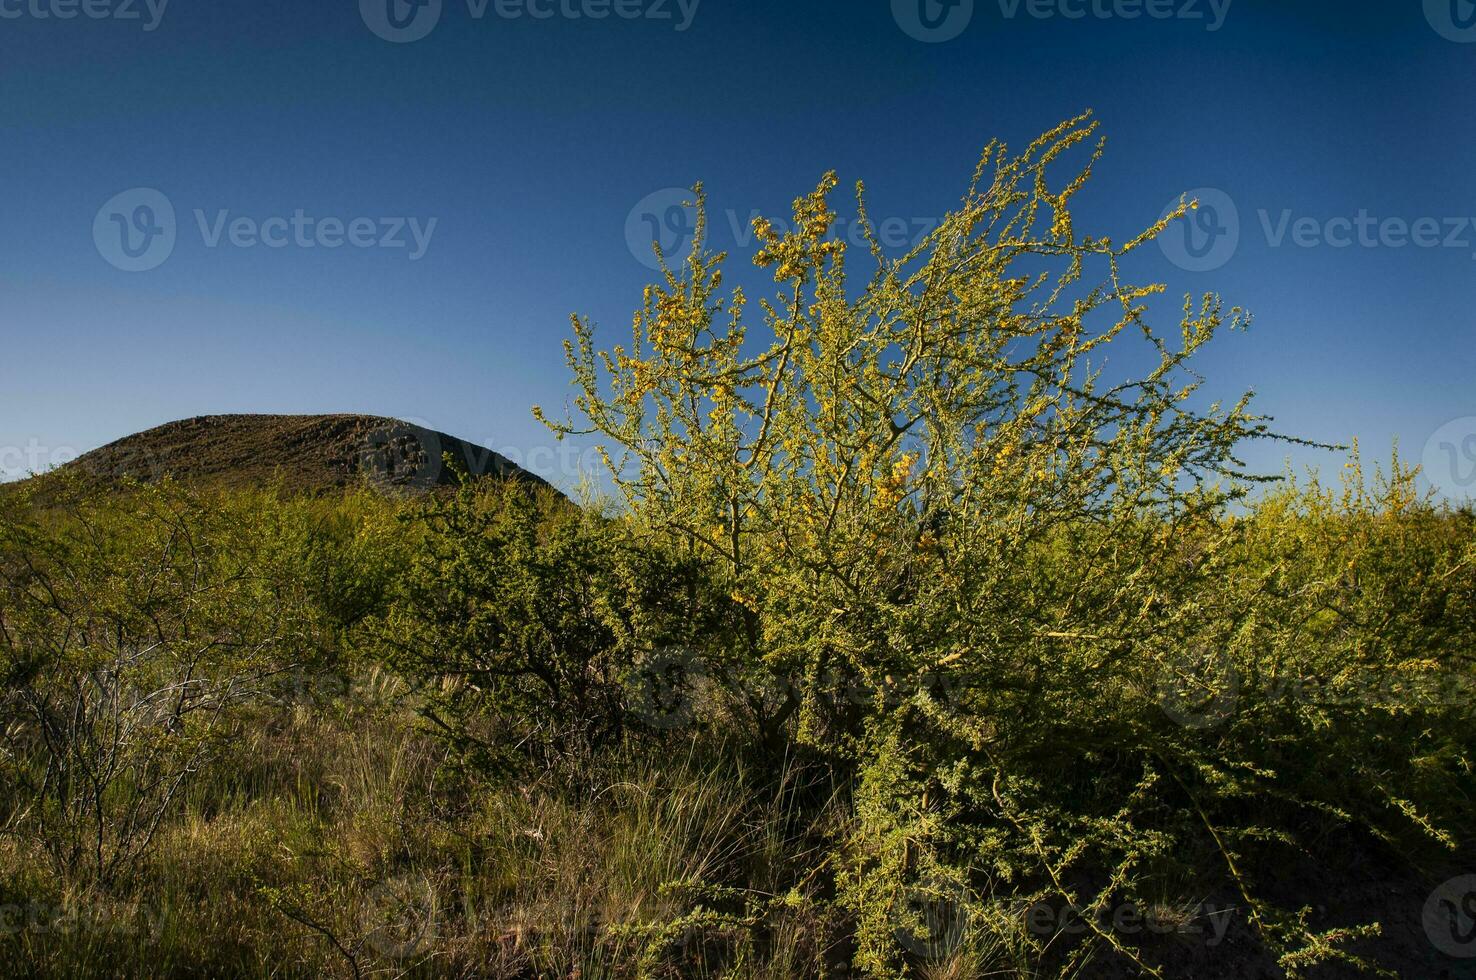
[2,115,1472,977]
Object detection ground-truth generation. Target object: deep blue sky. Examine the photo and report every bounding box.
[3,0,1474,499]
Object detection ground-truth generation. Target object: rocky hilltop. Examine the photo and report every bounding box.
[30,414,550,495]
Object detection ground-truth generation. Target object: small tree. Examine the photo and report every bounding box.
[0,480,327,885]
[538,111,1267,746]
[535,114,1443,976]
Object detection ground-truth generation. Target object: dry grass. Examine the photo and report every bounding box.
[0,668,847,979]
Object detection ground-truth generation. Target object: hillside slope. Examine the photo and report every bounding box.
[24,414,551,495]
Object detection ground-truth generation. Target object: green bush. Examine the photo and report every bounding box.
[374,479,740,782]
[0,480,348,884]
[538,112,1476,976]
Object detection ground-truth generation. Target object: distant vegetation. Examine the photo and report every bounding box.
[2,115,1472,978]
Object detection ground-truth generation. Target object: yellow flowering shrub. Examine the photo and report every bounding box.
[538,115,1475,977]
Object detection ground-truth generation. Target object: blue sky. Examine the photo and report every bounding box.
[2,0,1474,499]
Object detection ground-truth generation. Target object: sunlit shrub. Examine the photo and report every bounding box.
[538,113,1476,975]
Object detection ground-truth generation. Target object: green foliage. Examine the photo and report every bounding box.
[374,479,735,781]
[0,479,355,884]
[0,115,1471,978]
[540,113,1476,976]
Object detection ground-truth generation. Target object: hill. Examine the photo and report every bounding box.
[19,414,552,495]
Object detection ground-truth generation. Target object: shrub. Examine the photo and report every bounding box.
[375,479,736,782]
[0,480,337,884]
[537,112,1476,975]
